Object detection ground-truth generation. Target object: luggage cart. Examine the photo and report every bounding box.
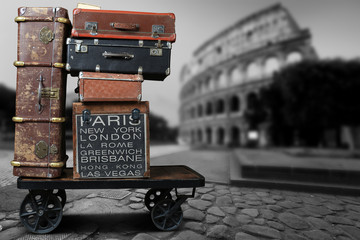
[17,165,205,234]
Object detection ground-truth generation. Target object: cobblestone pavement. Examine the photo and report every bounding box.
[1,183,360,239]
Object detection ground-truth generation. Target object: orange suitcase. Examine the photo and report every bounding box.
[78,72,143,102]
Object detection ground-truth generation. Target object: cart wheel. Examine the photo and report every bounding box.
[145,188,172,211]
[52,189,66,208]
[20,190,63,234]
[151,199,183,231]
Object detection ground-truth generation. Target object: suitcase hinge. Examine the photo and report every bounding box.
[35,140,49,159]
[41,88,59,99]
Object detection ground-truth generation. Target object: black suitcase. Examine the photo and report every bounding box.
[66,38,172,80]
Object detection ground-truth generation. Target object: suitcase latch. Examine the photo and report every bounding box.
[152,25,164,38]
[131,108,140,124]
[75,40,88,53]
[85,22,98,35]
[82,109,92,124]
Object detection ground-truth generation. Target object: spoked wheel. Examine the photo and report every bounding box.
[151,199,183,231]
[51,189,66,208]
[20,190,63,234]
[145,188,172,211]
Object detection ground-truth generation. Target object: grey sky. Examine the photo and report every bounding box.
[2,0,360,126]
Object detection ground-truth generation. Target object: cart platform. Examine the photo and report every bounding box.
[17,165,205,233]
[17,165,205,189]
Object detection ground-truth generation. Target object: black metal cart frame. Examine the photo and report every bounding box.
[17,165,205,233]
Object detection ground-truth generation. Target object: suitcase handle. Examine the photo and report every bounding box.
[102,51,134,60]
[37,75,44,112]
[110,22,139,31]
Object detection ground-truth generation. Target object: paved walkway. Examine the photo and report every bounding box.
[1,183,360,239]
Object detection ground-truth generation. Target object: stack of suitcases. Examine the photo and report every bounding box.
[12,5,176,179]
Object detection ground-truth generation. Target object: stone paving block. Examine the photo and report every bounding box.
[242,224,281,239]
[241,208,259,217]
[325,215,354,226]
[187,199,212,211]
[0,220,18,231]
[207,206,225,217]
[216,196,233,206]
[197,187,213,194]
[184,221,206,234]
[284,232,308,240]
[235,232,259,240]
[236,214,253,224]
[278,212,310,230]
[201,194,215,202]
[306,216,333,230]
[267,221,285,231]
[325,203,344,211]
[260,209,275,220]
[132,233,160,240]
[223,216,240,227]
[266,204,283,212]
[221,206,237,215]
[171,230,206,240]
[253,218,265,225]
[303,230,332,240]
[205,214,220,224]
[0,213,5,220]
[302,205,334,217]
[183,209,205,221]
[206,225,230,239]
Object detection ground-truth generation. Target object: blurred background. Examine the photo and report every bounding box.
[1,0,360,186]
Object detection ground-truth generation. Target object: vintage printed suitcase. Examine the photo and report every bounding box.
[12,7,71,178]
[71,8,176,42]
[66,38,172,80]
[73,102,150,179]
[78,72,143,102]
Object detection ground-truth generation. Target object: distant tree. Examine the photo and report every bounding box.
[0,85,16,131]
[261,59,360,147]
[149,112,178,143]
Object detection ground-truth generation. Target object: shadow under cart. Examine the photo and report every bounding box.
[17,165,205,234]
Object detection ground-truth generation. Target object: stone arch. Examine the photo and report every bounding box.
[264,56,280,76]
[230,126,241,147]
[197,104,203,118]
[230,66,243,85]
[230,95,241,112]
[206,127,212,144]
[218,71,227,88]
[246,61,261,79]
[216,99,225,114]
[246,92,259,110]
[217,127,225,145]
[206,101,213,116]
[197,129,203,143]
[286,51,303,64]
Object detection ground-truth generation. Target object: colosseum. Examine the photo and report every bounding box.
[179,3,318,147]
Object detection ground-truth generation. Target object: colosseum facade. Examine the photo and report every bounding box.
[179,3,318,147]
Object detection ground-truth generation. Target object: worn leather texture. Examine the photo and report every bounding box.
[13,7,70,178]
[71,8,176,42]
[79,72,143,102]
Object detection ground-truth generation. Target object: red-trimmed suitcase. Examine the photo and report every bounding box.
[71,8,176,42]
[78,72,143,102]
[12,7,71,178]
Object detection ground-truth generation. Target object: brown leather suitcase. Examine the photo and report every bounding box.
[71,8,176,42]
[72,102,150,179]
[12,7,71,178]
[78,72,143,102]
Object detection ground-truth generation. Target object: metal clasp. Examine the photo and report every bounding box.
[82,109,91,124]
[85,22,98,35]
[131,108,140,124]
